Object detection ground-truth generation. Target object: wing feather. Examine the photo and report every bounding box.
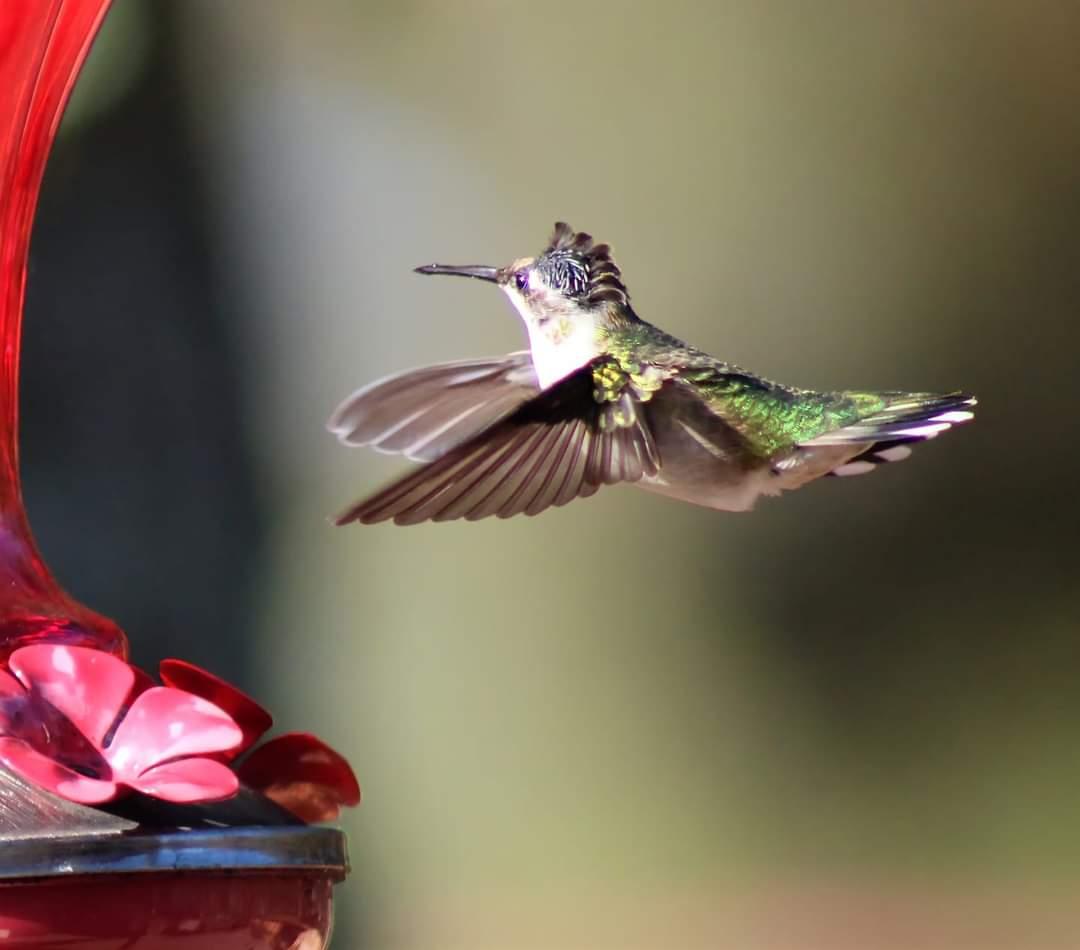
[334,360,661,526]
[328,352,539,461]
[526,418,588,515]
[438,427,548,522]
[494,424,567,518]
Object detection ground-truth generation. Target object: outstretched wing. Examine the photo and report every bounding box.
[328,352,540,463]
[333,359,660,526]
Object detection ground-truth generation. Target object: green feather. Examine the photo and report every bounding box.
[598,320,972,461]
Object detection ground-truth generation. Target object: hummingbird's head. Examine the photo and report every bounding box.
[415,223,633,387]
[414,222,632,327]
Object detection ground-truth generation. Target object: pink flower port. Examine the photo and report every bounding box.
[160,659,361,822]
[0,645,361,818]
[0,645,243,804]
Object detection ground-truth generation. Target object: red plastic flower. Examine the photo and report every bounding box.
[0,644,242,804]
[159,659,361,822]
[238,731,361,824]
[0,646,360,820]
[159,658,272,759]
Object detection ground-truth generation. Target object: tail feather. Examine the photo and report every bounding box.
[828,441,912,476]
[803,392,977,448]
[803,391,976,478]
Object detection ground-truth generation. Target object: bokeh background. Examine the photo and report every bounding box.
[22,2,1080,947]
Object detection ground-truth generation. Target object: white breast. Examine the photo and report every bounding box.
[525,320,600,388]
[504,287,601,389]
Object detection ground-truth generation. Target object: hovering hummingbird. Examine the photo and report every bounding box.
[328,222,975,526]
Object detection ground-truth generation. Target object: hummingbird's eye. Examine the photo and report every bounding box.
[514,270,529,292]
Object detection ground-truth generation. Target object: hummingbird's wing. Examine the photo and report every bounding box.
[328,352,540,463]
[332,359,660,526]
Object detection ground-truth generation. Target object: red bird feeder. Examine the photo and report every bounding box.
[0,4,357,947]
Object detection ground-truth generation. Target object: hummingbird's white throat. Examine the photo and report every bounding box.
[502,280,602,389]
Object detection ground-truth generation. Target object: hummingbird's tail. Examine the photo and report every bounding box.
[799,391,976,476]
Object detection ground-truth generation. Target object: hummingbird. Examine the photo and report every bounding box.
[328,222,975,526]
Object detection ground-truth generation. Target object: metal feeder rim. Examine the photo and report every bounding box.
[0,825,350,881]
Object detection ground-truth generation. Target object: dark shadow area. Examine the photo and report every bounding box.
[21,4,263,681]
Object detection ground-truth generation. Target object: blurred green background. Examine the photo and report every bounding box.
[22,1,1080,947]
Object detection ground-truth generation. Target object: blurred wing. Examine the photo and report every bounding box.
[334,361,660,526]
[327,351,540,462]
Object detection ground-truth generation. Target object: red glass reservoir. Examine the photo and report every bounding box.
[0,4,352,948]
[0,0,127,661]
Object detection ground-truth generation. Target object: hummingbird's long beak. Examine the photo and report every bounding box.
[414,263,500,283]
